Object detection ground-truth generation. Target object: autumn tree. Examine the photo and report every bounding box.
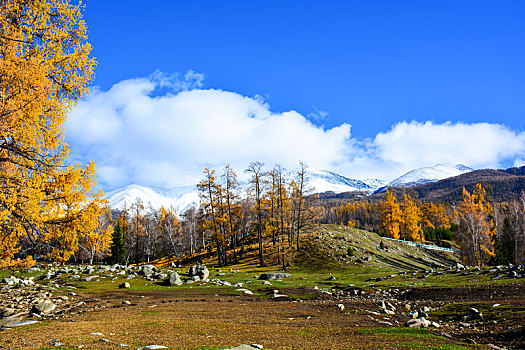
[245,161,266,267]
[270,165,292,269]
[455,184,495,266]
[290,162,316,251]
[399,192,423,242]
[157,206,182,257]
[181,206,199,256]
[508,193,525,263]
[222,164,242,263]
[379,190,402,239]
[198,168,228,266]
[77,204,113,265]
[0,0,103,268]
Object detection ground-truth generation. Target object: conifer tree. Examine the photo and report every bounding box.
[110,221,126,264]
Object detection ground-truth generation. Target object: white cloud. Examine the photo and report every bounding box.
[66,74,352,189]
[66,73,525,190]
[375,121,525,169]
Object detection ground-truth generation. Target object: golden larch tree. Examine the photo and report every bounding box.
[455,184,495,266]
[0,0,103,268]
[400,192,424,242]
[379,190,402,239]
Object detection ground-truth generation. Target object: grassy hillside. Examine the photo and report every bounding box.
[293,225,458,273]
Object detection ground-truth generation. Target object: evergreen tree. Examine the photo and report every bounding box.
[494,217,514,265]
[110,222,126,264]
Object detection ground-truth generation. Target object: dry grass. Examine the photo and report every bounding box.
[0,289,477,350]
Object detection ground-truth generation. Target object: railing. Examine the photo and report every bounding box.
[382,237,460,252]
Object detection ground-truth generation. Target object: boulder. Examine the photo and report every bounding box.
[31,300,56,315]
[119,282,131,289]
[167,272,183,286]
[258,272,292,281]
[188,264,209,280]
[405,317,431,328]
[138,265,157,277]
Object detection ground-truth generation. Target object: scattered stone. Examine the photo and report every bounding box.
[327,276,336,281]
[84,275,99,282]
[258,273,292,281]
[138,265,157,277]
[236,288,254,295]
[336,303,345,311]
[31,300,56,315]
[225,345,262,350]
[136,346,169,350]
[380,300,396,315]
[188,264,210,280]
[166,272,183,286]
[119,282,131,289]
[405,317,431,328]
[122,300,131,305]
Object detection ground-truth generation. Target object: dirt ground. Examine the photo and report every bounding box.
[0,286,511,350]
[399,284,525,349]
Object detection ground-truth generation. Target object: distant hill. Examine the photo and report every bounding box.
[503,165,525,176]
[404,169,525,203]
[315,168,525,205]
[375,169,525,204]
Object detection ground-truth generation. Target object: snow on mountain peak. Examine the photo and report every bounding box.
[105,169,387,212]
[308,169,385,194]
[386,164,472,188]
[106,184,199,214]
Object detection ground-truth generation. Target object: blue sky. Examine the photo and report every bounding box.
[66,0,525,189]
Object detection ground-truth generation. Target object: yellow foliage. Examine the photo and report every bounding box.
[379,190,402,239]
[400,192,423,242]
[455,184,495,266]
[0,0,101,267]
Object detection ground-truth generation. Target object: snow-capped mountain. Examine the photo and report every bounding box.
[105,170,386,212]
[385,164,473,188]
[106,184,199,213]
[308,170,385,193]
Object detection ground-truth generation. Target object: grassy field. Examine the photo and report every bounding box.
[1,225,524,349]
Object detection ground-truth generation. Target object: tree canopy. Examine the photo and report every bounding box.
[0,0,106,268]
